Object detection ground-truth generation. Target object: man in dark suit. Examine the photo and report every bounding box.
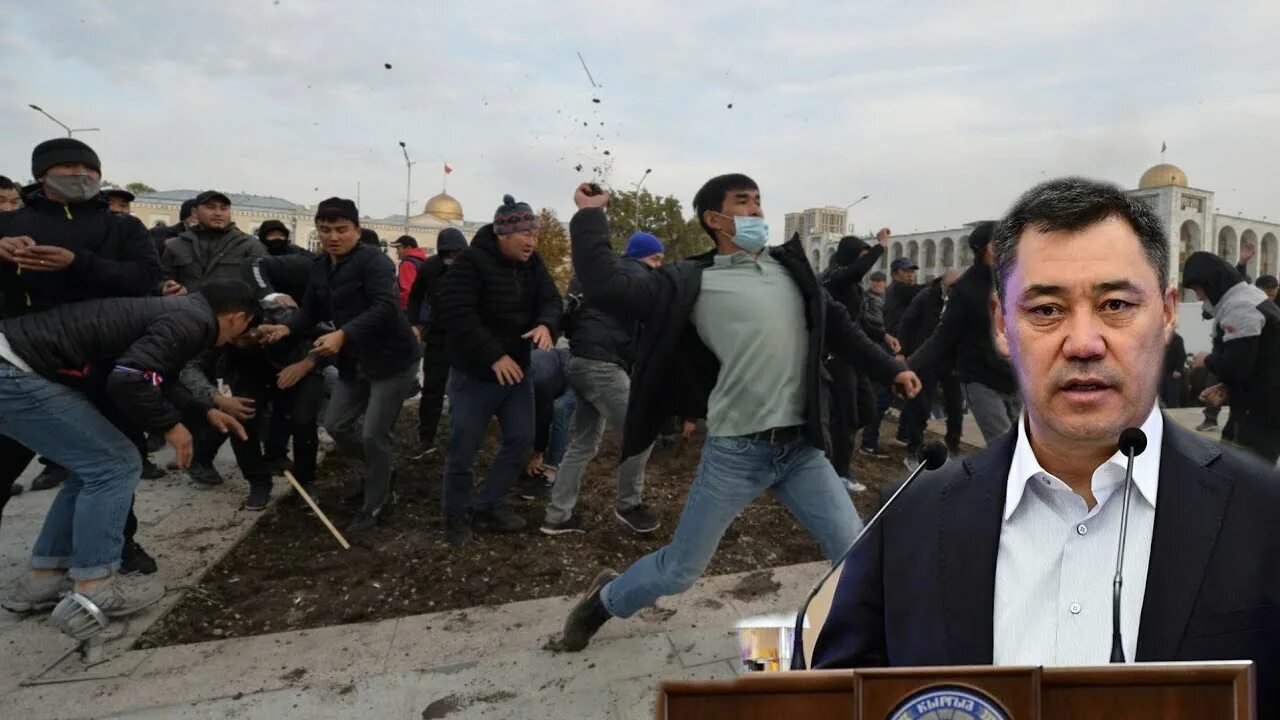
[813,177,1279,719]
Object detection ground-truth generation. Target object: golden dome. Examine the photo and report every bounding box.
[1138,163,1188,190]
[424,192,463,221]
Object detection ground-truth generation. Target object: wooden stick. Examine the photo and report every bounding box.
[283,470,350,550]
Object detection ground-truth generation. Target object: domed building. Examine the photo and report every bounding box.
[423,192,464,222]
[866,162,1279,292]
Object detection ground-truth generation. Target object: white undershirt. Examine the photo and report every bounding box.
[992,405,1162,665]
[0,332,33,372]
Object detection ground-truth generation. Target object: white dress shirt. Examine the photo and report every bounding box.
[993,405,1163,666]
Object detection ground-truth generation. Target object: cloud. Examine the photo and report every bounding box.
[1,1,1277,239]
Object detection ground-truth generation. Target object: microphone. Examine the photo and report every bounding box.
[1110,427,1148,663]
[790,441,949,670]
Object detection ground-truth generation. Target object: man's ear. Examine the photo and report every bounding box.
[991,294,1011,359]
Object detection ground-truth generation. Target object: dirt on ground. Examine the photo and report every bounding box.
[140,408,968,648]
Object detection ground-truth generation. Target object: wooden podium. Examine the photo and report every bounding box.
[657,662,1255,719]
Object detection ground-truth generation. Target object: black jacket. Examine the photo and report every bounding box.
[884,280,924,337]
[243,255,313,304]
[566,257,648,370]
[813,422,1280,719]
[287,242,420,380]
[0,185,161,318]
[570,208,905,461]
[909,260,1017,394]
[162,224,266,290]
[406,255,450,338]
[898,277,945,357]
[436,224,562,381]
[0,294,219,433]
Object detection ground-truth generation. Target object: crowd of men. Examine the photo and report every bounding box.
[0,138,1276,686]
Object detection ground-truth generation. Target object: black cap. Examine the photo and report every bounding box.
[194,190,232,206]
[179,198,197,221]
[391,235,418,248]
[32,137,101,178]
[315,197,360,225]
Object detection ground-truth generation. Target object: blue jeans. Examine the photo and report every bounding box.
[544,387,577,469]
[0,361,140,580]
[443,370,535,519]
[600,435,862,618]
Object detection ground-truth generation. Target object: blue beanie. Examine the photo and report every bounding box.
[624,231,664,259]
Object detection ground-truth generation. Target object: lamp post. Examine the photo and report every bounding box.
[843,195,869,233]
[399,142,416,236]
[631,168,652,228]
[28,105,99,137]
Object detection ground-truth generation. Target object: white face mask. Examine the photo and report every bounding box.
[44,174,99,203]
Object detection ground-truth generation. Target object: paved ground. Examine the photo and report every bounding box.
[0,405,1226,719]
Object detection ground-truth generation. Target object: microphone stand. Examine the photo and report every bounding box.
[1110,447,1138,663]
[790,444,946,670]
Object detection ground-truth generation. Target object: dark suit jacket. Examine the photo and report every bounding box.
[813,420,1280,718]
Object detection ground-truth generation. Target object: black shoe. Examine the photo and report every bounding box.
[540,514,588,536]
[615,504,659,534]
[30,465,68,491]
[119,540,158,576]
[859,446,890,459]
[560,569,617,652]
[473,506,526,533]
[140,457,166,480]
[262,456,293,476]
[517,473,545,501]
[347,499,393,533]
[408,440,438,461]
[187,464,225,486]
[244,484,271,511]
[1195,420,1218,432]
[444,515,473,546]
[9,482,23,497]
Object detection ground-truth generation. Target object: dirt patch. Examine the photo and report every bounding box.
[140,408,970,647]
[725,570,781,603]
[280,667,307,683]
[421,690,518,718]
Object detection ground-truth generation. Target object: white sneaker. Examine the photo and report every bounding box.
[842,478,867,494]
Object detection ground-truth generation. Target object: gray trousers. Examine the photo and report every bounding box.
[545,357,651,524]
[325,363,419,512]
[964,381,1022,444]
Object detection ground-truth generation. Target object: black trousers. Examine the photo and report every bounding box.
[1236,419,1280,465]
[900,372,965,453]
[228,371,325,488]
[418,336,450,444]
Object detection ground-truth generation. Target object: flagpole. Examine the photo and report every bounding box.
[443,162,448,193]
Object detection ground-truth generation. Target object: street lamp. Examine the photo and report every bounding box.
[843,195,869,233]
[29,105,99,137]
[632,168,652,228]
[399,141,416,236]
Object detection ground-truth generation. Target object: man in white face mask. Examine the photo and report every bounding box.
[0,137,163,575]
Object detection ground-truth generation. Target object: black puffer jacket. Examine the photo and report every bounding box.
[0,294,218,433]
[566,256,648,369]
[822,237,886,342]
[437,224,562,381]
[286,241,420,381]
[570,208,905,461]
[908,257,1017,394]
[0,184,161,317]
[162,224,266,290]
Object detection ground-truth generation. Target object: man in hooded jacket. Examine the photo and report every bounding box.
[407,227,469,458]
[1182,251,1280,463]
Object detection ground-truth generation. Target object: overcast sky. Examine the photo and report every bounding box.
[3,1,1278,241]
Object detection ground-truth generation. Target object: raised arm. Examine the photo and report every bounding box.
[569,185,666,321]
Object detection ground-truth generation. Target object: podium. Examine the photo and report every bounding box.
[656,662,1254,719]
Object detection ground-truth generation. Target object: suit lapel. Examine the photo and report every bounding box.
[938,430,1017,664]
[1135,422,1230,661]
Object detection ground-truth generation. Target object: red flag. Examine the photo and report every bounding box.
[444,163,453,175]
